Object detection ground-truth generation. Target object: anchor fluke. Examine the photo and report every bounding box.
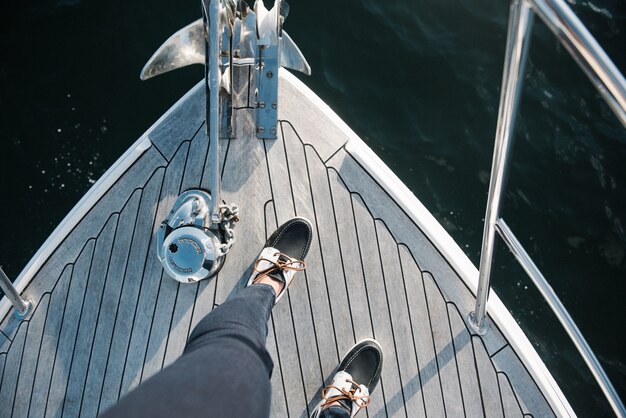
[140,19,205,80]
[140,8,310,80]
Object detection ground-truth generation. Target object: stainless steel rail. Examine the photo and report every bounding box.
[469,0,626,415]
[0,267,31,317]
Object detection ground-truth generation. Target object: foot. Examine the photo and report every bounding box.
[247,217,313,304]
[311,339,383,417]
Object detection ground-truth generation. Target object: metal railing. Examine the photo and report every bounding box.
[0,267,31,317]
[468,0,626,416]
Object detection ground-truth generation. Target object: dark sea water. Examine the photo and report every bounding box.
[1,0,625,415]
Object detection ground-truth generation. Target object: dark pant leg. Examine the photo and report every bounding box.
[100,284,276,418]
[319,406,351,417]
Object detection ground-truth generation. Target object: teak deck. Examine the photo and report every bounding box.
[0,69,555,417]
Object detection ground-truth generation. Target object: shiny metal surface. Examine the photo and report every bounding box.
[529,0,626,129]
[206,0,223,224]
[495,219,626,417]
[157,190,225,282]
[471,0,534,334]
[0,266,31,317]
[140,19,205,80]
[471,0,626,413]
[140,17,308,78]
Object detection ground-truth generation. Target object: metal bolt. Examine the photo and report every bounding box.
[257,126,265,134]
[270,127,277,134]
[266,71,273,78]
[259,102,266,109]
[271,102,277,109]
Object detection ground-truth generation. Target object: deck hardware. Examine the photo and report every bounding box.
[140,0,311,140]
[157,190,239,283]
[0,267,31,318]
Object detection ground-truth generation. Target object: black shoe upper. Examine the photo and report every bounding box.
[265,217,313,261]
[338,339,383,392]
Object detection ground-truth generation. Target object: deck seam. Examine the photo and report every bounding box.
[38,264,73,416]
[263,201,290,418]
[324,167,357,344]
[445,302,468,417]
[69,209,124,414]
[136,141,191,386]
[349,193,389,417]
[9,321,29,418]
[280,121,325,412]
[497,371,526,416]
[61,214,119,416]
[77,189,143,416]
[396,243,428,416]
[373,220,409,417]
[108,160,171,406]
[302,141,341,363]
[44,244,89,417]
[95,168,165,414]
[263,137,307,416]
[24,290,54,417]
[447,302,487,417]
[420,271,448,417]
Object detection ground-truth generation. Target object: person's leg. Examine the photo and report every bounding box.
[101,217,313,418]
[101,284,276,418]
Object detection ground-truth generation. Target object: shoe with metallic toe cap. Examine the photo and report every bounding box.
[311,339,383,417]
[247,217,313,304]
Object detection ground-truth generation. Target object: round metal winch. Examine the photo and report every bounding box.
[157,189,236,283]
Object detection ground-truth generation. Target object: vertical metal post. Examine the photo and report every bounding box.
[0,267,31,317]
[469,0,535,334]
[208,0,222,227]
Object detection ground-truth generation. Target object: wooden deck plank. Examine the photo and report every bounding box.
[472,336,505,418]
[492,346,554,417]
[63,215,118,417]
[279,73,347,162]
[447,303,485,417]
[0,353,5,391]
[498,373,524,418]
[45,239,95,417]
[376,220,425,418]
[28,265,73,417]
[265,120,323,417]
[261,200,290,418]
[118,142,190,396]
[303,142,355,360]
[214,109,272,304]
[265,199,309,417]
[79,190,142,418]
[327,149,509,355]
[352,193,405,417]
[282,123,339,381]
[0,322,27,414]
[267,314,289,418]
[149,84,205,161]
[97,166,166,414]
[398,245,444,417]
[327,170,373,341]
[187,279,217,339]
[423,271,464,417]
[12,293,51,418]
